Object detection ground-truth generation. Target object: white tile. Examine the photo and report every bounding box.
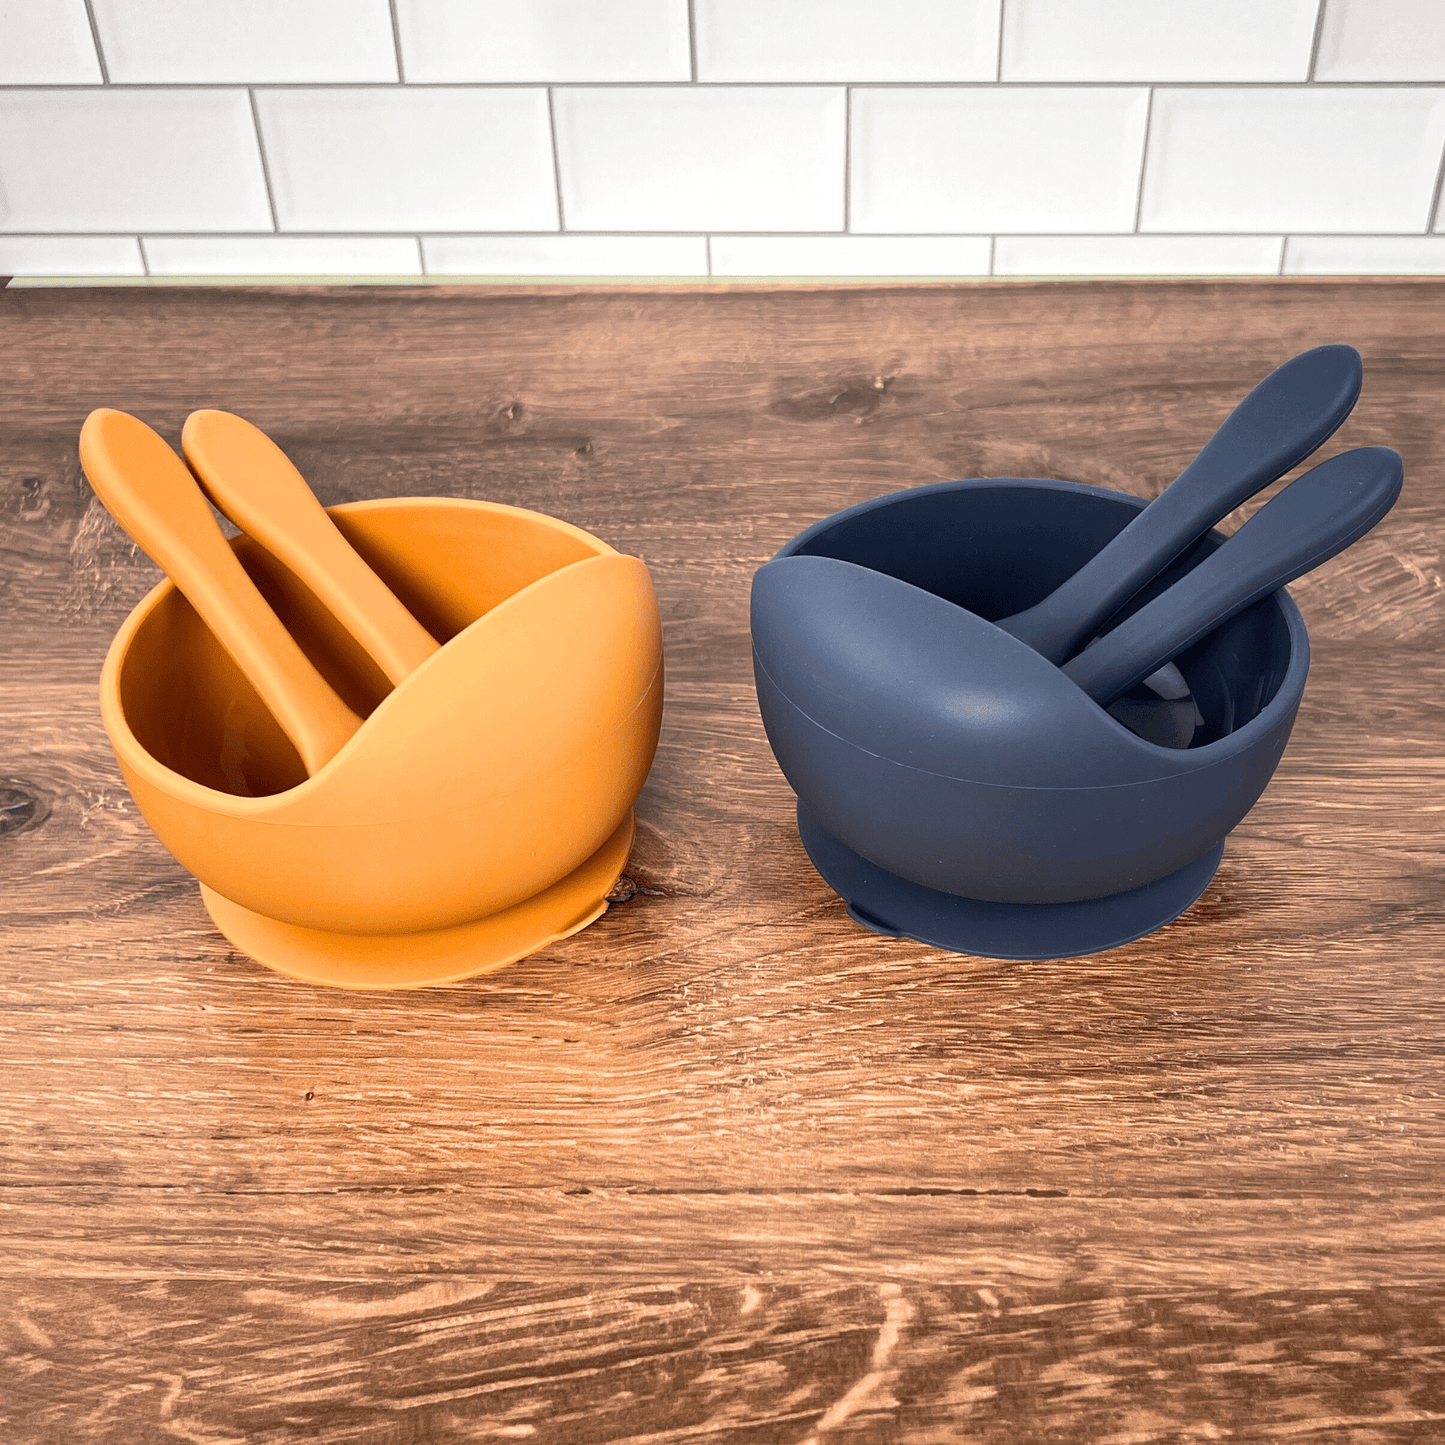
[144,236,422,275]
[1141,88,1445,234]
[0,235,143,275]
[396,0,688,81]
[0,90,271,232]
[0,0,101,82]
[1316,0,1445,82]
[996,235,1282,275]
[696,0,998,81]
[255,89,558,232]
[1002,0,1316,81]
[711,235,990,275]
[851,88,1148,234]
[90,0,397,83]
[1285,236,1445,273]
[423,234,707,275]
[555,88,845,232]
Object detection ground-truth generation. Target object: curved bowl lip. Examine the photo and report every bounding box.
[767,475,1311,772]
[100,495,627,818]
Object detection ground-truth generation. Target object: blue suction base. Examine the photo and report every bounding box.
[797,803,1223,961]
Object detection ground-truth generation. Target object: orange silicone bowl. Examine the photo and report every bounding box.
[100,497,663,989]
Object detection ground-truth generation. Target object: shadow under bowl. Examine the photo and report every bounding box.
[102,498,664,988]
[752,477,1310,959]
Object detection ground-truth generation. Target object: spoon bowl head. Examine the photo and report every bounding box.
[752,478,1308,907]
[102,498,663,965]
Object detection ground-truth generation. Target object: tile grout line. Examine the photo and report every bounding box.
[387,0,407,83]
[10,80,1445,91]
[80,0,109,83]
[15,229,1434,242]
[988,235,997,275]
[1307,0,1327,82]
[1132,88,1155,233]
[3,268,1309,284]
[1277,236,1288,277]
[546,88,567,231]
[843,88,852,233]
[705,235,712,277]
[415,236,426,275]
[17,267,1434,283]
[688,0,698,82]
[1426,134,1445,234]
[136,236,151,277]
[995,0,1006,82]
[248,89,280,232]
[11,229,1433,244]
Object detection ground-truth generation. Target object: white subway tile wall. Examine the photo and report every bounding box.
[254,88,558,232]
[852,88,1149,234]
[554,87,845,232]
[1140,88,1445,233]
[0,89,273,232]
[423,235,708,275]
[0,235,143,275]
[395,0,690,83]
[994,235,1284,276]
[1284,235,1445,273]
[89,0,399,84]
[1315,0,1445,83]
[2,0,1444,278]
[143,235,424,276]
[710,236,992,276]
[1000,0,1319,82]
[695,0,999,83]
[0,0,102,84]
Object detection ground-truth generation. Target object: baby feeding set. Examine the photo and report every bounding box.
[82,344,1402,984]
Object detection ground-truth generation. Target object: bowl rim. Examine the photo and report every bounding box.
[769,475,1311,771]
[101,495,621,815]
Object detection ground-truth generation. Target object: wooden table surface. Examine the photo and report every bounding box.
[2,278,1443,1443]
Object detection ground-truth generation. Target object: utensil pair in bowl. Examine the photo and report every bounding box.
[751,346,1403,959]
[85,410,663,989]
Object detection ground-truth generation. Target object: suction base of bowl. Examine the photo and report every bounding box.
[200,814,635,989]
[797,804,1223,961]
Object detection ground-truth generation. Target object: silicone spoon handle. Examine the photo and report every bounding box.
[1063,445,1403,708]
[998,344,1364,663]
[79,409,363,776]
[182,410,440,687]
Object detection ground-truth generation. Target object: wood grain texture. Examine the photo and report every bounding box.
[1,279,1443,1442]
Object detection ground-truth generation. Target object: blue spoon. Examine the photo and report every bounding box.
[997,344,1364,665]
[1064,445,1402,708]
[997,344,1362,745]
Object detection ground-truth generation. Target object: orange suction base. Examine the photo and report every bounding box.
[201,814,634,990]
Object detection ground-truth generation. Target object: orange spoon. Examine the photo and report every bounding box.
[181,410,440,687]
[79,409,363,775]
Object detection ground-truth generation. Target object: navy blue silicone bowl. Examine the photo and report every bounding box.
[751,477,1311,958]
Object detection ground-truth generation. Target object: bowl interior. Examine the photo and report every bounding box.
[781,479,1296,750]
[116,501,605,798]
